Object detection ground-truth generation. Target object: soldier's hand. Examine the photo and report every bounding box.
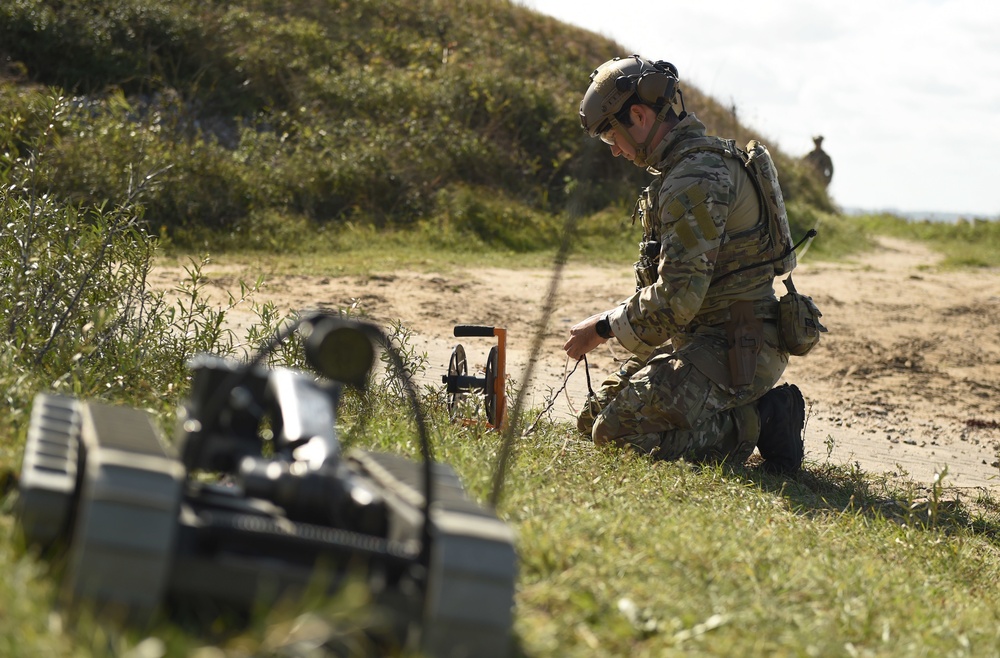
[563,312,609,361]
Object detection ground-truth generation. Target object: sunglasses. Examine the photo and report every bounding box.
[598,123,617,145]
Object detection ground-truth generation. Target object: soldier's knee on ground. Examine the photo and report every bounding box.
[576,413,594,437]
[592,416,661,455]
[576,395,602,437]
[591,412,615,446]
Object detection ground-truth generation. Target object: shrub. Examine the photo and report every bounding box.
[428,184,562,252]
[0,91,251,440]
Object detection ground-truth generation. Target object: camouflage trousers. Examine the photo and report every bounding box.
[578,325,788,463]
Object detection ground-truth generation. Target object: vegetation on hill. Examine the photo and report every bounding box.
[1,0,834,253]
[3,2,999,657]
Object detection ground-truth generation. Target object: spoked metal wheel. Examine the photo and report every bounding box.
[445,344,468,420]
[484,346,499,427]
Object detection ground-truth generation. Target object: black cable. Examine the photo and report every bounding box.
[489,213,575,508]
[185,314,435,569]
[373,331,434,567]
[713,229,817,285]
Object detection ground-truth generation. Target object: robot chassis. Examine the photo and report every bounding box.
[15,315,517,657]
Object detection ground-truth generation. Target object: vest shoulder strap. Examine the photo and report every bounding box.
[657,136,741,173]
[658,135,798,279]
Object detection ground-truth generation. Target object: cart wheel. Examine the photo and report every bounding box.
[484,346,499,426]
[446,344,468,419]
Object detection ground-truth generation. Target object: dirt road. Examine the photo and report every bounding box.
[152,237,1000,492]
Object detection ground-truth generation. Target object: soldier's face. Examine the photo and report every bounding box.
[605,124,639,161]
[604,106,652,162]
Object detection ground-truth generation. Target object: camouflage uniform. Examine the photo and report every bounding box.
[580,113,788,462]
[804,135,834,187]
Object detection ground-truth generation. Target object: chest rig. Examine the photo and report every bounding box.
[631,137,796,292]
[632,136,802,389]
[632,184,663,290]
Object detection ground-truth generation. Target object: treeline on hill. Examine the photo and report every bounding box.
[0,0,834,252]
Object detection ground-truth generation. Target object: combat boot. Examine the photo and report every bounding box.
[755,383,805,474]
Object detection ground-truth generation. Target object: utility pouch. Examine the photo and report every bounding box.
[726,300,764,388]
[632,179,661,290]
[777,275,827,356]
[633,241,660,289]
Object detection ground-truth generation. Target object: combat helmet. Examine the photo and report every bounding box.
[579,55,682,167]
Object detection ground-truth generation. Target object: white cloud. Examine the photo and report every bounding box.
[519,0,1000,216]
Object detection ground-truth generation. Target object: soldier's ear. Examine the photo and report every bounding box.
[630,104,647,126]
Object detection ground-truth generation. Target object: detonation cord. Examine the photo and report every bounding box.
[519,355,588,437]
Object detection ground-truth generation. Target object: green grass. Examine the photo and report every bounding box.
[5,409,1000,656]
[1,2,998,654]
[502,432,1000,657]
[4,212,1000,655]
[851,213,1000,268]
[367,408,1000,657]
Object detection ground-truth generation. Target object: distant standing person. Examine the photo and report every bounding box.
[804,135,834,187]
[565,55,822,473]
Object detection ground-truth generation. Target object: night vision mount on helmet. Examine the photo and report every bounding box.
[579,55,684,167]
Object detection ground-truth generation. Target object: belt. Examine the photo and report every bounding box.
[688,299,779,330]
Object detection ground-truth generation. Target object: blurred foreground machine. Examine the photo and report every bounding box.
[16,315,516,657]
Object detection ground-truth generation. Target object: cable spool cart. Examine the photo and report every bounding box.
[441,325,506,429]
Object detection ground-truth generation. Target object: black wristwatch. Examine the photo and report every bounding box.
[595,314,613,339]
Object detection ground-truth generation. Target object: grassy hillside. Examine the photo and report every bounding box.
[9,3,1000,658]
[0,0,834,252]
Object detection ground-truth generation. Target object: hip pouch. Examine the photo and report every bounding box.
[777,275,827,356]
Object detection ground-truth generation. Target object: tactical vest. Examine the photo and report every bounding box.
[632,136,796,297]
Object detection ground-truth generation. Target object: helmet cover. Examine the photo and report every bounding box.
[579,55,679,137]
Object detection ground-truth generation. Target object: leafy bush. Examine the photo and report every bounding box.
[0,91,260,443]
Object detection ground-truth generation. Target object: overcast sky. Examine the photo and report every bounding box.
[518,0,1000,218]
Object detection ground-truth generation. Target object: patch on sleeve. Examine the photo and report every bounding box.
[661,183,724,262]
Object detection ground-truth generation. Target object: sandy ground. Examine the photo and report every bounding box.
[151,237,1000,493]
